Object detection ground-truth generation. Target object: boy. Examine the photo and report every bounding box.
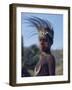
[27,16,56,76]
[34,28,55,76]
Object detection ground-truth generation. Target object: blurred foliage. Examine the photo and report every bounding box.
[21,44,40,77]
[23,45,40,69]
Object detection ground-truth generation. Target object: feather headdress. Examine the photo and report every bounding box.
[25,16,54,40]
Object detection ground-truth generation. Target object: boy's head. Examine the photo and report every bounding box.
[39,27,54,52]
[26,16,54,52]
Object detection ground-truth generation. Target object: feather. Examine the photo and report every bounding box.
[25,16,54,39]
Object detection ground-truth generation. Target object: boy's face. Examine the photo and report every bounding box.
[39,36,51,52]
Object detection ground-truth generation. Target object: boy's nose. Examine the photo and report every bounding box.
[40,41,45,45]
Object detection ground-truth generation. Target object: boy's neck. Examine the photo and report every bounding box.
[42,48,51,54]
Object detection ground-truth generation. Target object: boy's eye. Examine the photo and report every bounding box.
[39,38,47,42]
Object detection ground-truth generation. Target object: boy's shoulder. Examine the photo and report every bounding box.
[40,52,55,63]
[48,54,55,59]
[46,54,55,63]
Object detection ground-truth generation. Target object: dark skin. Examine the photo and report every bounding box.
[39,37,51,53]
[34,36,55,76]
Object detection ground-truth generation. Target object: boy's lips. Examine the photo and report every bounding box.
[40,45,46,49]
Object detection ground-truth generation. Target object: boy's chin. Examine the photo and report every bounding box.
[41,48,47,52]
[40,47,50,53]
